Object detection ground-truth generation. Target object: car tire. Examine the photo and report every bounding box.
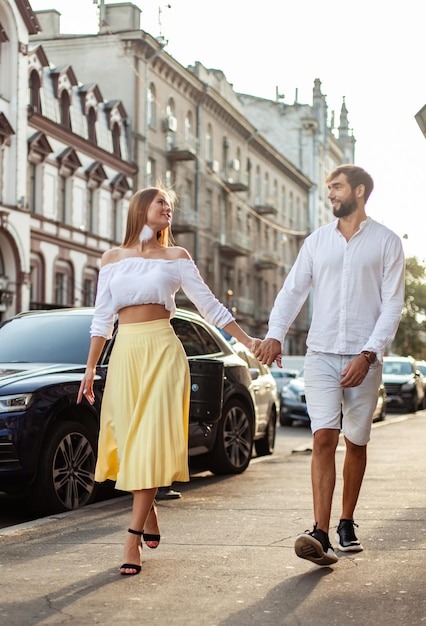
[279,412,293,427]
[410,392,418,413]
[31,420,98,514]
[208,398,254,475]
[255,408,276,456]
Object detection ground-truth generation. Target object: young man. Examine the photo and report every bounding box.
[254,165,405,566]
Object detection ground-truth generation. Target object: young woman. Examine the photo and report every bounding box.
[77,185,256,575]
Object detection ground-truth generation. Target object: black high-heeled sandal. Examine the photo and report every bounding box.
[120,528,143,575]
[143,502,161,549]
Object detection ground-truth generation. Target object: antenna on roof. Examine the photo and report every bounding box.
[157,4,172,46]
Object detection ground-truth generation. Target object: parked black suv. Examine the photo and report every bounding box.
[0,308,275,514]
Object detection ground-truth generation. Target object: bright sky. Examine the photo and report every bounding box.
[30,0,426,260]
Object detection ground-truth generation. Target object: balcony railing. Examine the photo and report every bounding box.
[219,231,251,256]
[254,251,281,270]
[172,208,198,233]
[222,171,249,192]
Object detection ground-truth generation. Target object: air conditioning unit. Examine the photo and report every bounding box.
[162,115,178,133]
[207,160,220,173]
[230,158,240,171]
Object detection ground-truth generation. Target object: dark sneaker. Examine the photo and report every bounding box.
[335,519,363,552]
[294,524,338,566]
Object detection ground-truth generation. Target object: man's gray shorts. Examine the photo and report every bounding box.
[304,351,383,446]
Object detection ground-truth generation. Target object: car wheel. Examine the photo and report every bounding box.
[279,412,293,427]
[410,392,418,413]
[208,399,254,475]
[32,420,98,514]
[255,408,276,456]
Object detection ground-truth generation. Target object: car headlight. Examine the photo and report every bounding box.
[0,393,33,413]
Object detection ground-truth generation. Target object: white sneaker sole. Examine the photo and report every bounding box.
[295,534,338,566]
[335,533,364,552]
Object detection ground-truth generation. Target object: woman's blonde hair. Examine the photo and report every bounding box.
[122,185,175,247]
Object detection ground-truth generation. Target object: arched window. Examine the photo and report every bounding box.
[87,106,97,144]
[29,69,42,112]
[111,122,121,157]
[59,90,71,129]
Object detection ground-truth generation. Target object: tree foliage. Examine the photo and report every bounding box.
[392,256,426,359]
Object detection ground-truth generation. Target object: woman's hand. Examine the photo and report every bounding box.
[77,367,96,405]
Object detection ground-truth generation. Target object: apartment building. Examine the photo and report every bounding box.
[0,1,135,321]
[31,2,316,348]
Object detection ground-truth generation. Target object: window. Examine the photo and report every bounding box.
[254,166,261,203]
[87,107,97,144]
[59,174,70,223]
[30,255,45,307]
[205,123,213,162]
[111,122,121,157]
[59,90,72,129]
[147,83,156,127]
[54,262,73,306]
[28,163,37,213]
[29,69,42,112]
[55,272,67,305]
[82,277,97,306]
[185,112,193,143]
[146,158,155,187]
[205,188,212,229]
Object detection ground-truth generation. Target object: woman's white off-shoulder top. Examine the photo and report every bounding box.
[90,256,234,339]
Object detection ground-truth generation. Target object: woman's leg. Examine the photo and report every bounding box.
[120,487,157,573]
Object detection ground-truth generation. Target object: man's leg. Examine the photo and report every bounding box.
[341,436,367,520]
[294,427,340,566]
[334,437,367,552]
[311,428,340,532]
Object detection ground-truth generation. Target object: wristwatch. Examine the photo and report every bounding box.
[361,350,377,364]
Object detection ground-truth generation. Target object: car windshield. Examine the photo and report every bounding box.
[0,314,92,364]
[383,361,413,375]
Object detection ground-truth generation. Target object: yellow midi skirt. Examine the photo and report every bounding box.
[95,319,190,492]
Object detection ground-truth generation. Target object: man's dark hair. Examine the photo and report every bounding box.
[326,164,374,202]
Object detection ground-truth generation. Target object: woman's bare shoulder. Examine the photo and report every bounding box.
[101,247,123,267]
[165,246,192,260]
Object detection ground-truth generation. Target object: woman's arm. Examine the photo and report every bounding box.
[77,336,107,405]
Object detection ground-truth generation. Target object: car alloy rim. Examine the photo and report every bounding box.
[52,432,96,509]
[223,405,252,468]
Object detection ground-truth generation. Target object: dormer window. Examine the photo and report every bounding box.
[59,89,71,129]
[29,69,41,112]
[111,122,121,158]
[51,65,78,130]
[87,106,97,144]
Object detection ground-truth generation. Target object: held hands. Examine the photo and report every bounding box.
[77,368,96,405]
[253,338,282,368]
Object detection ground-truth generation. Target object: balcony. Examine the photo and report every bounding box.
[219,231,251,256]
[253,198,278,216]
[222,171,249,192]
[172,208,198,233]
[254,252,281,270]
[166,139,197,162]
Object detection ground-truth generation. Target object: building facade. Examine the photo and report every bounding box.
[31,2,316,348]
[0,1,136,322]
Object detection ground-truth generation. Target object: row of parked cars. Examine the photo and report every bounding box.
[273,354,426,427]
[0,307,279,515]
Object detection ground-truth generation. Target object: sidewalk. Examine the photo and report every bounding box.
[1,413,425,626]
